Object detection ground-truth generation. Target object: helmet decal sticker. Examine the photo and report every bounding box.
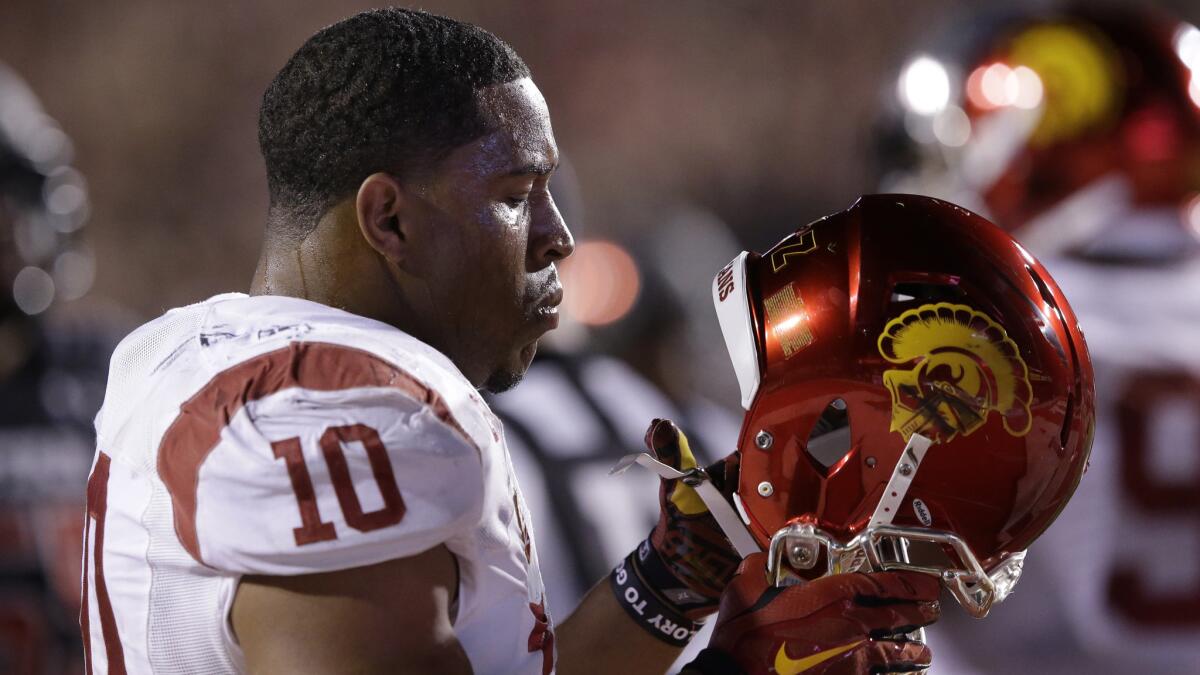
[878,302,1033,443]
[715,263,737,302]
[912,498,933,526]
[764,283,816,358]
[769,228,818,272]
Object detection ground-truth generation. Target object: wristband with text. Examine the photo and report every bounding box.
[609,539,707,647]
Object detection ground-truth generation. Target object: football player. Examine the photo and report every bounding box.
[879,5,1200,673]
[81,8,939,674]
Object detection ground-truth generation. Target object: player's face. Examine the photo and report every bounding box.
[407,78,573,392]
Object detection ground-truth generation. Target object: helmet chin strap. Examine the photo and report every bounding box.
[610,453,761,557]
[818,432,934,581]
[609,433,936,565]
[870,433,934,673]
[615,429,1027,626]
[869,433,934,529]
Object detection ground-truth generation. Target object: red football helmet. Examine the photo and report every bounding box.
[712,194,1094,617]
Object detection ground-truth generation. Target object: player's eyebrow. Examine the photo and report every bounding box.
[505,160,556,177]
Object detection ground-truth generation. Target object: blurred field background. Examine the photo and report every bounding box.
[4,1,1200,674]
[3,0,1188,319]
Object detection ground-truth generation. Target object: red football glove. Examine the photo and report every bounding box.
[684,552,941,675]
[645,418,742,617]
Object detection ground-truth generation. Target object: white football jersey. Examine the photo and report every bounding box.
[80,293,553,674]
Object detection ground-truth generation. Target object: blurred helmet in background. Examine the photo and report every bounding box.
[712,194,1094,617]
[0,62,92,318]
[879,4,1200,261]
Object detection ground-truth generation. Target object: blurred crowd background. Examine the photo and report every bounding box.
[3,0,1200,673]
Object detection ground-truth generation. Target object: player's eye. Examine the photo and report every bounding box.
[507,193,530,207]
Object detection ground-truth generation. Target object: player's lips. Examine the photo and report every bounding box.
[531,287,563,332]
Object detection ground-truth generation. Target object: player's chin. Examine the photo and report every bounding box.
[482,340,539,394]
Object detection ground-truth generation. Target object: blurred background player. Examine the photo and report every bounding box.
[877,4,1200,673]
[0,62,109,675]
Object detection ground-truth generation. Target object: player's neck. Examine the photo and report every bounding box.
[250,211,408,329]
[249,208,485,385]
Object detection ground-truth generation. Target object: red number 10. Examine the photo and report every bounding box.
[272,423,407,546]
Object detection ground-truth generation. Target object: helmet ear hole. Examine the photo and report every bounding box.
[890,280,969,305]
[805,398,853,470]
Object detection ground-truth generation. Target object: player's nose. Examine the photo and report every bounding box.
[530,195,574,269]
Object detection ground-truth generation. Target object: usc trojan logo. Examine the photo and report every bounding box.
[878,303,1032,443]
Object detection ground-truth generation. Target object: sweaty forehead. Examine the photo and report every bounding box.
[469,78,558,174]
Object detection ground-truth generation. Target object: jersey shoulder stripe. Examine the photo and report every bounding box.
[157,340,475,565]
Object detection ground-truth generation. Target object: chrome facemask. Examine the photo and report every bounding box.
[765,521,1026,618]
[762,433,1026,618]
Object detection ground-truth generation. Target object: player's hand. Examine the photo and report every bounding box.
[683,552,941,675]
[645,418,742,619]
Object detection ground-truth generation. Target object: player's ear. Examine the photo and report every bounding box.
[354,172,411,266]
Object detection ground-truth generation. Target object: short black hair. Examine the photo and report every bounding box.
[258,8,530,240]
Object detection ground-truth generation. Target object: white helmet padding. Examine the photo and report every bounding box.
[712,251,761,410]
